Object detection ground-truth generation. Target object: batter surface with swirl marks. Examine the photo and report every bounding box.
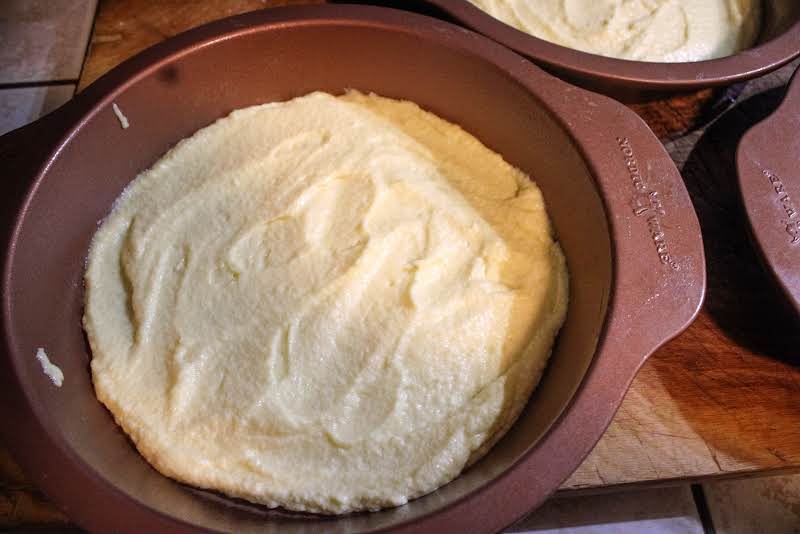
[469,0,761,62]
[84,91,568,514]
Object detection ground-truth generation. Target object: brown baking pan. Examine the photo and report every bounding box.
[0,5,705,533]
[737,67,800,318]
[396,0,800,101]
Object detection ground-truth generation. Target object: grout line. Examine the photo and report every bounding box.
[0,80,78,90]
[691,484,716,534]
[75,0,102,96]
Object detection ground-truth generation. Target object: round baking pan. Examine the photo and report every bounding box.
[0,5,705,533]
[405,0,800,101]
[737,66,800,318]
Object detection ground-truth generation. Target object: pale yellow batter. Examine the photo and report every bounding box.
[469,0,761,62]
[84,91,568,514]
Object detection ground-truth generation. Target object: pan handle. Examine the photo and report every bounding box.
[0,100,79,176]
[735,67,800,316]
[560,87,706,375]
[0,101,79,249]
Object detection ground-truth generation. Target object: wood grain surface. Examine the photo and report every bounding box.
[3,0,800,528]
[568,60,800,489]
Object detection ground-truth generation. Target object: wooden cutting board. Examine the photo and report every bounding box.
[2,0,799,528]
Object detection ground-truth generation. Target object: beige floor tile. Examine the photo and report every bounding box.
[507,486,704,533]
[0,85,74,136]
[704,473,800,534]
[0,0,97,83]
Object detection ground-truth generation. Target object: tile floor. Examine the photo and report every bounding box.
[704,474,800,534]
[0,84,75,135]
[0,0,96,135]
[1,2,800,533]
[511,486,706,533]
[0,0,96,84]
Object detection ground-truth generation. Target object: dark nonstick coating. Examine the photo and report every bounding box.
[0,5,706,533]
[737,66,800,318]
